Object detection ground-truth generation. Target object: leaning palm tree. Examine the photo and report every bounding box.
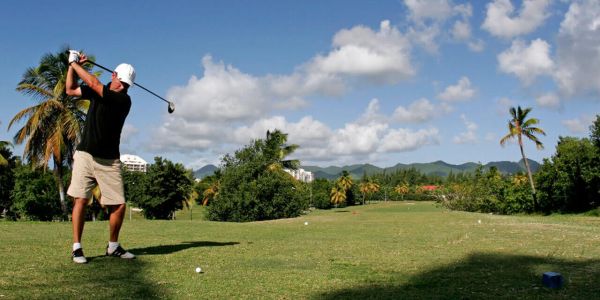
[8,48,92,215]
[202,181,220,206]
[500,106,546,202]
[265,130,300,171]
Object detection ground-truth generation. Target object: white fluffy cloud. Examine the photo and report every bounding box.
[453,114,478,144]
[451,20,471,41]
[392,98,439,123]
[168,56,269,123]
[554,0,600,96]
[498,39,554,85]
[437,76,476,102]
[562,115,595,134]
[309,20,415,84]
[120,123,139,143]
[404,0,453,22]
[468,39,485,52]
[536,92,561,109]
[482,0,551,38]
[379,128,440,152]
[153,19,424,157]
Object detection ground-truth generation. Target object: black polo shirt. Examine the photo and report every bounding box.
[76,84,131,159]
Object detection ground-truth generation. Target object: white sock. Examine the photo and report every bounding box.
[108,241,120,252]
[73,243,82,251]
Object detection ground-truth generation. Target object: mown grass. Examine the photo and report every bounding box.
[1,202,599,299]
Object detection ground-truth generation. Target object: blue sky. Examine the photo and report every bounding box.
[1,0,599,169]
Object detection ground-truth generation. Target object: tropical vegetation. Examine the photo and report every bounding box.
[8,47,94,216]
[206,130,308,222]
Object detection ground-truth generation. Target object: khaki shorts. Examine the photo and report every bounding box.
[67,151,125,205]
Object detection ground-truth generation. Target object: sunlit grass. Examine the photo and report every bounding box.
[1,202,599,299]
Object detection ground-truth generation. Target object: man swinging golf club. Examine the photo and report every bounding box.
[66,50,135,263]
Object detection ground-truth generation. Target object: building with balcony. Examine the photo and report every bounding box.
[284,168,314,183]
[120,154,148,173]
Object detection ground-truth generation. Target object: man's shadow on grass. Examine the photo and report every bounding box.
[130,241,239,256]
[86,241,239,260]
[319,252,600,299]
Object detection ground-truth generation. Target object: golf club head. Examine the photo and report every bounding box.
[168,102,175,114]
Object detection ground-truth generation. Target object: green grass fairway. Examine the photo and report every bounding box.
[1,202,599,299]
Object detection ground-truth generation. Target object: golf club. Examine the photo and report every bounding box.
[67,51,175,113]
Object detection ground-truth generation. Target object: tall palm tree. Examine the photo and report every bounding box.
[500,106,546,200]
[8,48,92,215]
[265,130,300,171]
[330,185,347,206]
[360,180,380,204]
[337,171,353,191]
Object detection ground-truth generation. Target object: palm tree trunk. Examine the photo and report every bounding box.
[518,135,537,209]
[54,162,68,217]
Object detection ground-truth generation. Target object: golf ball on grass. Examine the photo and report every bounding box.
[304,221,309,225]
[195,267,202,273]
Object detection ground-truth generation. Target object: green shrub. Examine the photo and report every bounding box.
[536,137,600,213]
[207,130,308,221]
[10,165,62,221]
[135,157,193,220]
[310,178,332,209]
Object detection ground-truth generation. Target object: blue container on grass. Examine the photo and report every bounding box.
[542,272,564,289]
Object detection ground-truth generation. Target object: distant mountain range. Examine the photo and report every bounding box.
[193,159,540,180]
[302,159,540,180]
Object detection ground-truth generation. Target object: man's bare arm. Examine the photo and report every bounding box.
[67,54,104,97]
[65,62,82,97]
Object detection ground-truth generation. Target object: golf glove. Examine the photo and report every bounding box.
[68,50,80,64]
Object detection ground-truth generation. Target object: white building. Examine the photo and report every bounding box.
[284,168,314,183]
[120,154,148,173]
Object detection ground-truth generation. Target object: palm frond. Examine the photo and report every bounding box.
[527,127,546,136]
[522,118,540,128]
[522,132,544,149]
[16,83,54,101]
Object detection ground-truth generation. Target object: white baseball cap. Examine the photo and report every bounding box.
[114,63,136,87]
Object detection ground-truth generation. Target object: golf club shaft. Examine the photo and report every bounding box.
[86,60,171,104]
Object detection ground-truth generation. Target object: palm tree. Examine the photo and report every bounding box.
[202,181,220,206]
[394,183,410,201]
[330,185,347,206]
[500,106,546,202]
[8,48,92,215]
[265,130,300,171]
[360,180,380,204]
[337,171,353,191]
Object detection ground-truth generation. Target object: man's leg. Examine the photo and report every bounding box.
[72,198,88,243]
[106,203,135,259]
[71,198,88,263]
[108,203,126,242]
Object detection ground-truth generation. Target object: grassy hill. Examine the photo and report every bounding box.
[1,202,598,299]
